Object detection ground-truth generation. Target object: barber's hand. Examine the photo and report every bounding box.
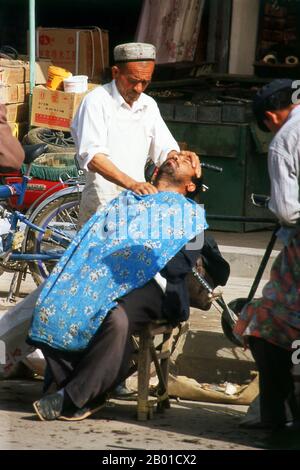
[167,150,201,178]
[129,181,158,195]
[180,150,201,178]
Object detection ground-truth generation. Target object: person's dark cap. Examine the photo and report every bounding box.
[253,78,294,132]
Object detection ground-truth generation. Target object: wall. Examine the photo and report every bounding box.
[229,0,260,75]
[0,0,143,58]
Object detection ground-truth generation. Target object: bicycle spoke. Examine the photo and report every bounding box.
[26,192,81,284]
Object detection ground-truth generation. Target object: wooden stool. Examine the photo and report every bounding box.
[136,322,174,421]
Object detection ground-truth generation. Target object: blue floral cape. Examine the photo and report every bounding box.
[28,191,207,351]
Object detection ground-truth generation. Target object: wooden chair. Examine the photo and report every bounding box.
[134,321,186,421]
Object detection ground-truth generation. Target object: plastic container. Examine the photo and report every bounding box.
[46,66,72,91]
[63,75,88,93]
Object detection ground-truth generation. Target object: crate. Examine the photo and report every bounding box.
[222,103,252,123]
[197,104,222,123]
[174,104,197,122]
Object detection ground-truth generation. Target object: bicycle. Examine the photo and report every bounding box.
[207,194,278,347]
[0,144,84,300]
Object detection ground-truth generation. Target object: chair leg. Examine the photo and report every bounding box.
[137,329,152,421]
[154,332,172,412]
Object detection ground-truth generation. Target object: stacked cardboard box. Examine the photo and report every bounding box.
[35,27,109,82]
[31,83,99,131]
[0,57,51,140]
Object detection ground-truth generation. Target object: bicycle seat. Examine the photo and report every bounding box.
[23,144,48,165]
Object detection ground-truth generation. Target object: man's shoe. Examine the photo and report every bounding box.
[33,392,64,421]
[59,396,107,421]
[110,383,137,400]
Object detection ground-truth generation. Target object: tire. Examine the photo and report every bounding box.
[23,128,76,153]
[25,192,81,285]
[221,297,248,347]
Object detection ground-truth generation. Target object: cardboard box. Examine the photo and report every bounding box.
[31,85,86,131]
[6,103,29,122]
[8,122,28,141]
[18,55,52,84]
[35,27,109,80]
[0,82,30,104]
[0,58,29,85]
[0,57,52,85]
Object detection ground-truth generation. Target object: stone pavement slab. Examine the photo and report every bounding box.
[0,379,265,450]
[0,247,270,450]
[208,230,282,279]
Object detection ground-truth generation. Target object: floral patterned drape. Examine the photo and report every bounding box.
[136,0,205,64]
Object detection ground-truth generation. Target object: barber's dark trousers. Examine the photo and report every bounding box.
[41,280,164,409]
[248,336,298,430]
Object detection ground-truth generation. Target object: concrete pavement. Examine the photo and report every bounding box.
[0,231,276,450]
[0,378,265,450]
[208,229,282,279]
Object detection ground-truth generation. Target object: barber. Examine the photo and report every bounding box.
[71,42,200,227]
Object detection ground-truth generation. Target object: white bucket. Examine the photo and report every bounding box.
[63,75,88,93]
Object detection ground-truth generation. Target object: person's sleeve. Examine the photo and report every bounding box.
[0,104,24,169]
[148,103,179,166]
[160,244,200,281]
[268,148,300,225]
[159,244,202,324]
[70,93,110,170]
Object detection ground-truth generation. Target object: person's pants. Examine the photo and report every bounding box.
[41,280,164,409]
[248,336,298,430]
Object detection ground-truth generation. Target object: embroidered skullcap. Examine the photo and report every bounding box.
[114,43,156,63]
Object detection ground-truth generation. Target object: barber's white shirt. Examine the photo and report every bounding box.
[71,80,179,225]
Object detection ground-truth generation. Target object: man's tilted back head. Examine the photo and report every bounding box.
[154,154,201,198]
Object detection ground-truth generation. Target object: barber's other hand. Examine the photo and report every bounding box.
[129,181,158,195]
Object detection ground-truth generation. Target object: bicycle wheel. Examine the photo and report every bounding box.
[25,191,81,285]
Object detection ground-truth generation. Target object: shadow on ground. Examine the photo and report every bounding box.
[0,378,269,450]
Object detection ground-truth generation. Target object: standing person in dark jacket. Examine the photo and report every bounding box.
[0,104,24,169]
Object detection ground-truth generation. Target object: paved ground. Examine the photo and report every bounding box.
[0,231,278,450]
[0,271,267,450]
[0,379,267,450]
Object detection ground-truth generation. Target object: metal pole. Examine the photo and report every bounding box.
[29,0,36,116]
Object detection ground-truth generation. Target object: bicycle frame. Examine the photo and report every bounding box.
[206,213,278,301]
[0,170,81,265]
[202,213,279,346]
[0,170,67,212]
